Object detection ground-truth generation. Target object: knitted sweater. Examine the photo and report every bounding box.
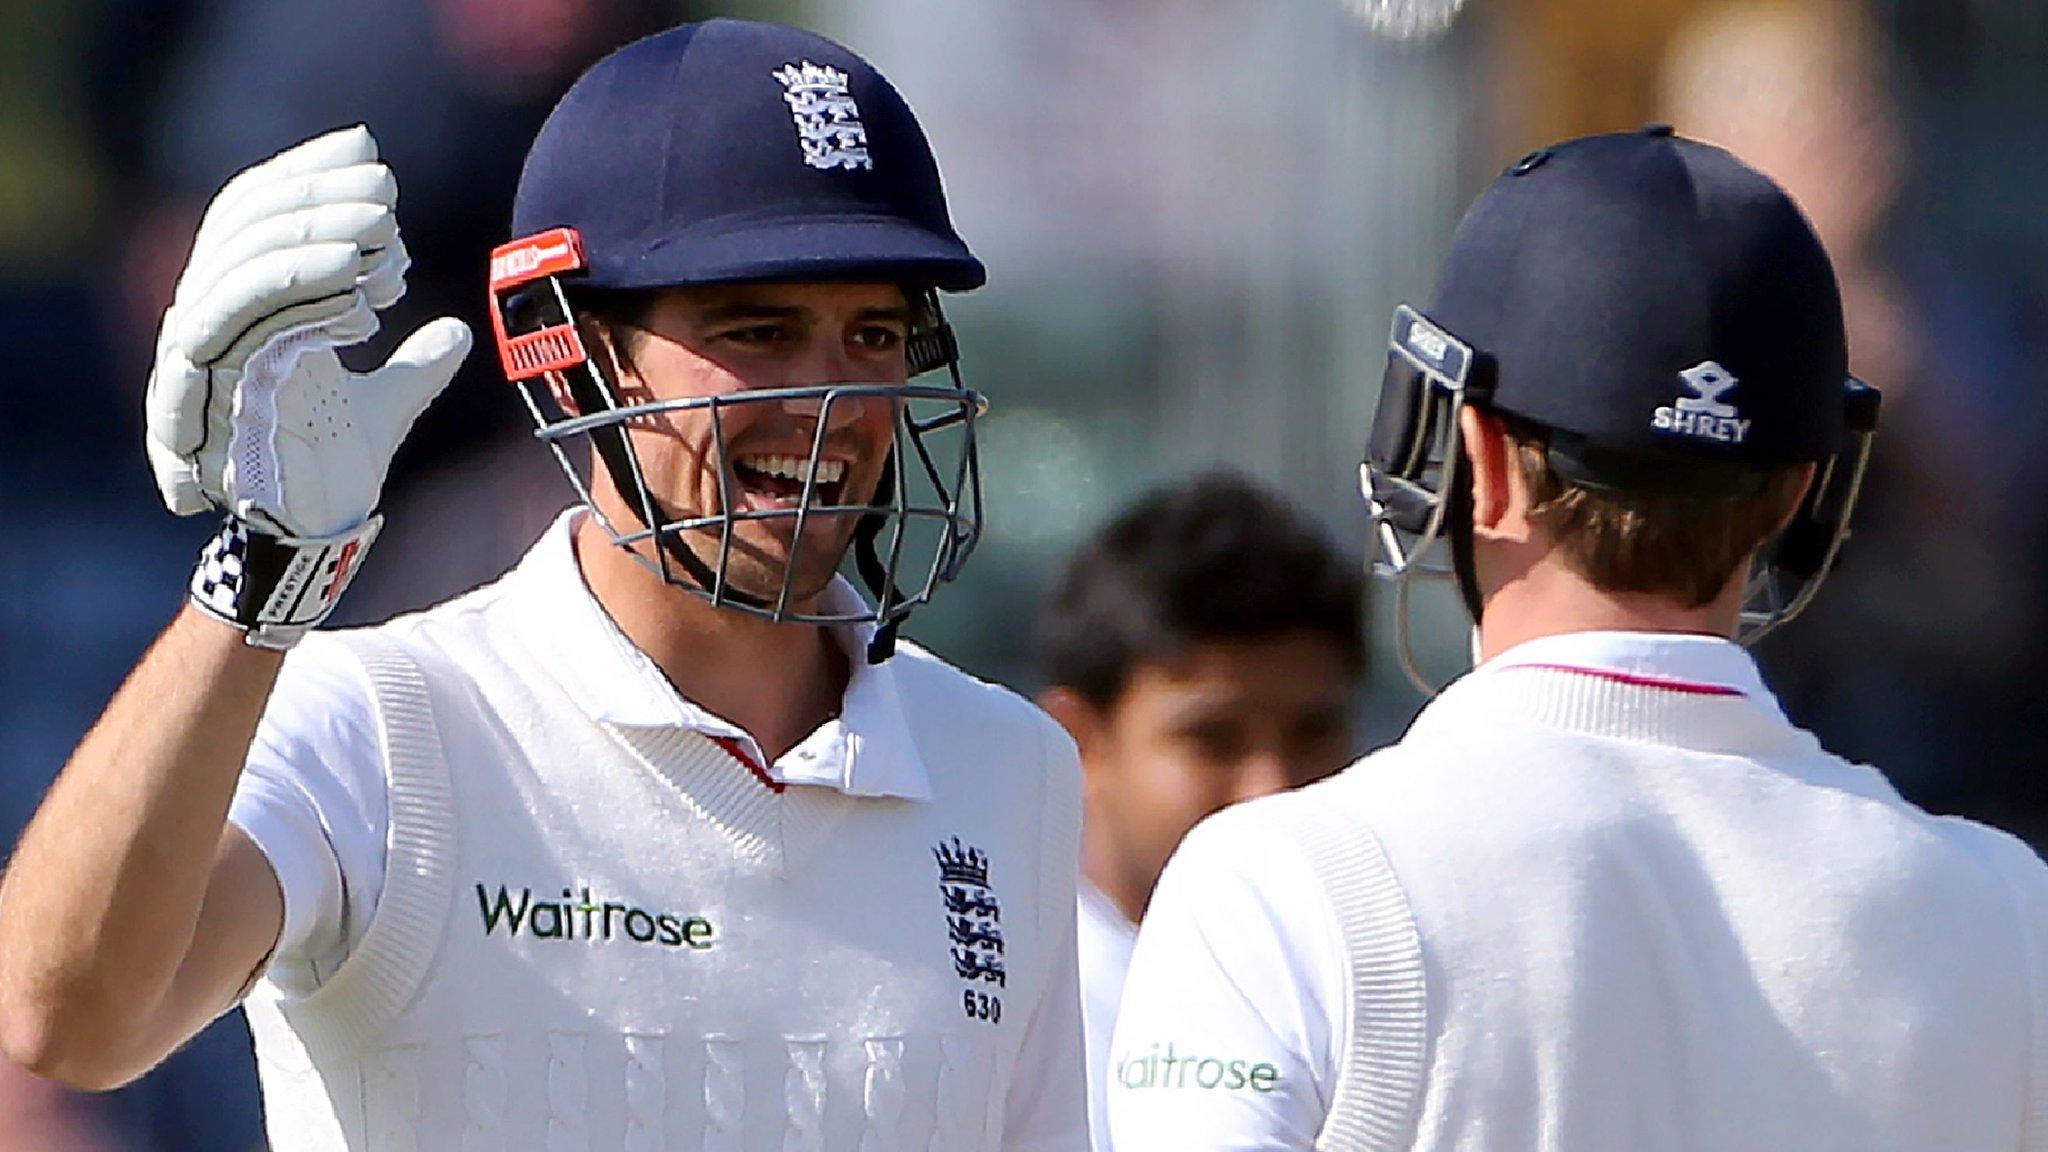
[1108,632,2048,1152]
[235,516,1087,1151]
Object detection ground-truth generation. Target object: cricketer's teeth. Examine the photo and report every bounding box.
[736,454,846,485]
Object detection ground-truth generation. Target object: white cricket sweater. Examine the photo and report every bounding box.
[1109,632,2048,1152]
[233,513,1088,1151]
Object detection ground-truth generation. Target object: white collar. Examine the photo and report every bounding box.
[1477,630,1774,702]
[1414,629,1899,802]
[1405,629,1813,759]
[505,510,932,800]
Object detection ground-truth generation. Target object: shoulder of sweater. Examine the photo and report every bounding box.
[889,640,1082,791]
[311,568,520,667]
[1189,744,1475,850]
[1285,732,1504,805]
[1927,811,2048,900]
[1177,782,1358,877]
[1159,794,1369,949]
[890,642,1078,755]
[1235,731,1621,862]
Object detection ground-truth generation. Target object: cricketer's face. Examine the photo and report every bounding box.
[1053,633,1357,921]
[590,281,910,609]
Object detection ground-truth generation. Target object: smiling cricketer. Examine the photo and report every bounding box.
[0,20,1087,1152]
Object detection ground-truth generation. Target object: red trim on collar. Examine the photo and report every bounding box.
[709,734,786,794]
[1506,663,1746,697]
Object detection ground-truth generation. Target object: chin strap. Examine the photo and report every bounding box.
[853,460,906,664]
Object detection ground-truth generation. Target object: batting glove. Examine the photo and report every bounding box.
[144,125,472,647]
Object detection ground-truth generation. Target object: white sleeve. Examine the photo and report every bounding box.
[1003,896,1089,1151]
[1106,813,1347,1152]
[226,633,389,995]
[1000,716,1090,1151]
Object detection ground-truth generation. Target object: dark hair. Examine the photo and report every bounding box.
[565,286,658,375]
[1038,471,1368,706]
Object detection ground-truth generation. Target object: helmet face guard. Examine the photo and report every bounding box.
[1734,377,1880,645]
[1361,303,1880,694]
[1360,305,1491,692]
[488,228,985,661]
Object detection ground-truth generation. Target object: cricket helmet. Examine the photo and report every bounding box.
[1363,125,1879,688]
[488,19,985,661]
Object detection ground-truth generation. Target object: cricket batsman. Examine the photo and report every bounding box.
[1107,126,2048,1150]
[0,19,1087,1151]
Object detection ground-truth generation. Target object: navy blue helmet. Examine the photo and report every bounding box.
[1364,126,1880,681]
[488,20,985,660]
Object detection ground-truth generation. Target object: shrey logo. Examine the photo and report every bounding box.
[475,883,714,950]
[773,60,873,171]
[935,837,1005,1024]
[1653,360,1751,444]
[1407,321,1451,365]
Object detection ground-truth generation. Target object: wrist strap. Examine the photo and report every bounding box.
[189,516,381,649]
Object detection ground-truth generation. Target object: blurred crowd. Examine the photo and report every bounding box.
[4,0,2048,1146]
[1666,2,2048,836]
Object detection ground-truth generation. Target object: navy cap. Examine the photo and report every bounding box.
[511,19,984,292]
[1429,126,1847,483]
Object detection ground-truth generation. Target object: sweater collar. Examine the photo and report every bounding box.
[506,510,932,800]
[1410,631,1818,759]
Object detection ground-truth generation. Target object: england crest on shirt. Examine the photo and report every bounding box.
[935,836,1006,1024]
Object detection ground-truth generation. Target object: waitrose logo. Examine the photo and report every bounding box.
[475,883,715,949]
[1116,1042,1280,1093]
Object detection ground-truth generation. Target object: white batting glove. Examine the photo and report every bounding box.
[144,125,472,646]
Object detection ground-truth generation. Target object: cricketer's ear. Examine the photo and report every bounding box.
[1460,405,1529,543]
[1035,686,1106,765]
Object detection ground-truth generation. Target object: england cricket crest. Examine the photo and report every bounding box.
[935,836,1005,1024]
[773,60,873,171]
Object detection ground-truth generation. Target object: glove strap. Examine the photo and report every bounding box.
[188,516,382,649]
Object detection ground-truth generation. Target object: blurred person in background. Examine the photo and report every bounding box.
[1035,472,1366,1152]
[1663,0,2048,837]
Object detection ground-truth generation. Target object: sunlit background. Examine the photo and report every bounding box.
[5,0,2047,1145]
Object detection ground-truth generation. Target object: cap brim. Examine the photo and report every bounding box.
[590,214,986,293]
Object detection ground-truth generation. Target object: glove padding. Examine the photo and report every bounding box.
[145,124,472,540]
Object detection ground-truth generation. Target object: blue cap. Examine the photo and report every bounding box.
[1430,125,1848,477]
[511,19,984,292]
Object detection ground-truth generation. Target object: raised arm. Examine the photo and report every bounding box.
[0,125,467,1089]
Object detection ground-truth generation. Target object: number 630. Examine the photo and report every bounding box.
[962,989,1002,1024]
